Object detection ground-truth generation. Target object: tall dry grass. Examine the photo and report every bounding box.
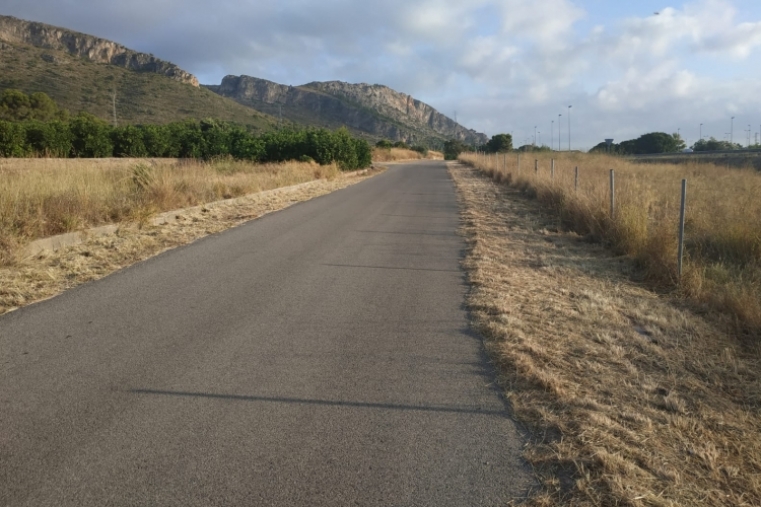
[0,158,340,265]
[371,147,443,162]
[460,152,761,335]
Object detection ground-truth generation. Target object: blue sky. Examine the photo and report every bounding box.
[3,0,761,149]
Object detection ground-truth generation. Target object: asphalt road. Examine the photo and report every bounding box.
[0,161,533,506]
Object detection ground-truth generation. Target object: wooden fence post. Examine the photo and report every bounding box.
[610,170,615,219]
[678,179,687,279]
[574,166,579,192]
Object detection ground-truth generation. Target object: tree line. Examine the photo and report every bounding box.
[0,90,372,170]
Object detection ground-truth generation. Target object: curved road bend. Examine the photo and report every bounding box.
[1,160,533,506]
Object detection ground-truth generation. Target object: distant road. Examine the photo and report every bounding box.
[0,161,532,506]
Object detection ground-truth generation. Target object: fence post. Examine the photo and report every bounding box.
[574,166,579,192]
[551,159,555,179]
[609,169,615,219]
[535,159,538,175]
[678,179,687,279]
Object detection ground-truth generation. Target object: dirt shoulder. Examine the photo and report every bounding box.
[0,169,381,315]
[450,163,760,506]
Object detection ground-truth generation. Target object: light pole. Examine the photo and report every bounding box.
[551,120,554,151]
[534,126,537,146]
[568,105,572,151]
[558,114,562,151]
[731,116,735,144]
[749,125,752,147]
[700,123,703,141]
[538,131,542,147]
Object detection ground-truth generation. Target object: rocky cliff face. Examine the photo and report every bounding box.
[0,15,199,87]
[212,75,487,145]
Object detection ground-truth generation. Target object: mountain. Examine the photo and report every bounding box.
[207,76,487,147]
[0,15,198,87]
[0,14,487,147]
[0,15,273,129]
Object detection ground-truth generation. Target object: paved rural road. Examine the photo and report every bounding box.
[0,161,532,506]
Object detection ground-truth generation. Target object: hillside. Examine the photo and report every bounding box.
[206,76,487,147]
[0,14,487,145]
[0,17,274,129]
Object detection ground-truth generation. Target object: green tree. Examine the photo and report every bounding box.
[0,89,32,121]
[69,113,113,158]
[0,120,28,157]
[24,120,72,157]
[444,139,469,160]
[485,133,513,153]
[111,125,148,157]
[692,137,741,152]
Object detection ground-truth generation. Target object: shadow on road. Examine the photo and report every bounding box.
[129,389,506,416]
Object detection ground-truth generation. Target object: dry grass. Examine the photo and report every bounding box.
[371,147,443,162]
[450,163,761,506]
[0,157,342,265]
[460,152,761,336]
[0,165,381,314]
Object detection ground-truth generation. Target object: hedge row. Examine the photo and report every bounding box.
[0,114,372,170]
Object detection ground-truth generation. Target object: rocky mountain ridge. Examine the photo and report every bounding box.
[208,75,487,146]
[0,15,199,87]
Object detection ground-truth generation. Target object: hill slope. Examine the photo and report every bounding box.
[0,17,274,129]
[206,76,487,147]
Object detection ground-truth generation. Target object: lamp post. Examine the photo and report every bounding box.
[568,105,572,151]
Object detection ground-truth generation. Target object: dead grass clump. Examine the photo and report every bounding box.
[0,158,341,265]
[460,152,761,336]
[450,163,761,506]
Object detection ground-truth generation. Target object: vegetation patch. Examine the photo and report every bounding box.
[461,152,761,336]
[450,163,761,506]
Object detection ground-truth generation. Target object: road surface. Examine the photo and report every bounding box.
[0,161,533,506]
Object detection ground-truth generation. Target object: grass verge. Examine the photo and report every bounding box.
[0,160,381,314]
[460,152,761,338]
[451,163,760,506]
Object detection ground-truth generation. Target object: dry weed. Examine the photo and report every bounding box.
[451,163,761,506]
[0,158,343,265]
[0,167,381,314]
[461,152,761,336]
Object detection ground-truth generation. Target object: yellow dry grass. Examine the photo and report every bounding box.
[450,163,761,506]
[0,160,382,314]
[371,147,443,162]
[460,152,761,336]
[0,157,342,265]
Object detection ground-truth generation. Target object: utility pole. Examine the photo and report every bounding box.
[111,88,118,127]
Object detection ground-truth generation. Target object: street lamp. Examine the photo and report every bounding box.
[568,105,572,151]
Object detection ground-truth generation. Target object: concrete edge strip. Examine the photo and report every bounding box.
[23,168,371,258]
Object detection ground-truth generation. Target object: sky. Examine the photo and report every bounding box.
[3,0,761,150]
